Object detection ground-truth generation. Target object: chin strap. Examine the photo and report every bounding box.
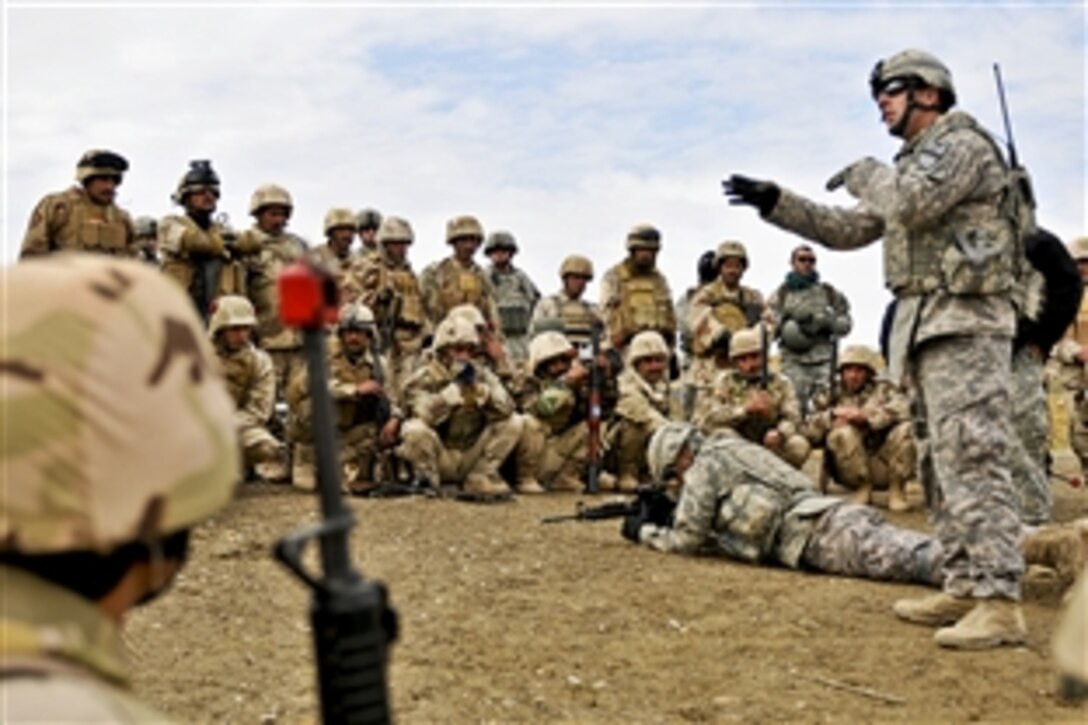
[890,88,942,137]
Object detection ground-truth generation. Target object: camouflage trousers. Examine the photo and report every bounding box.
[382,344,423,410]
[396,416,521,486]
[239,423,281,468]
[780,356,831,413]
[826,421,914,491]
[516,416,590,491]
[801,502,942,585]
[914,335,1023,600]
[504,334,531,366]
[605,418,656,481]
[1009,346,1051,524]
[292,423,379,492]
[266,348,303,402]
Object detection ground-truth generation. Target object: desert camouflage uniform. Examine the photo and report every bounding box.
[420,256,502,331]
[20,186,137,259]
[214,336,279,467]
[606,368,673,484]
[695,368,810,469]
[688,280,765,414]
[528,291,607,349]
[639,435,942,584]
[766,109,1025,599]
[159,215,246,320]
[312,243,362,303]
[489,264,540,364]
[1053,288,1088,471]
[599,259,677,350]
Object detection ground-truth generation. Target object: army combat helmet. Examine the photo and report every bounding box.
[133,215,158,240]
[75,149,128,185]
[249,184,293,216]
[838,344,885,374]
[338,302,377,335]
[433,316,479,351]
[484,231,518,255]
[1068,236,1088,262]
[529,331,576,374]
[324,207,358,235]
[356,208,383,232]
[560,255,594,280]
[377,216,415,246]
[172,159,221,204]
[869,50,956,138]
[626,223,662,251]
[209,295,258,338]
[716,240,749,270]
[647,422,704,483]
[446,215,485,244]
[1,256,239,554]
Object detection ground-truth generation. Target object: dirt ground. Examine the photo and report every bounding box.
[127,479,1088,723]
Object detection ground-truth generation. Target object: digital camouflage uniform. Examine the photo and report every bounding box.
[488,264,541,364]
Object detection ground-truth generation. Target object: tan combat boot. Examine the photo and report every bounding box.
[597,471,617,492]
[1023,520,1086,586]
[887,480,911,513]
[616,474,640,493]
[934,600,1028,650]
[515,477,546,494]
[893,592,975,626]
[851,482,873,506]
[550,473,585,493]
[463,473,511,497]
[291,444,316,491]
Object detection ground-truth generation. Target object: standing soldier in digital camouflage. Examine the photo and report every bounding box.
[420,214,503,331]
[0,255,238,721]
[529,254,609,349]
[208,295,285,478]
[806,345,914,511]
[688,241,766,417]
[725,49,1031,648]
[356,208,383,256]
[1052,236,1088,482]
[599,224,678,355]
[133,216,160,265]
[160,160,250,323]
[695,326,810,469]
[765,245,852,411]
[484,230,541,364]
[20,149,137,259]
[312,207,360,302]
[675,250,719,419]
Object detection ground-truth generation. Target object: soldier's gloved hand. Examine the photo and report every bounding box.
[621,510,649,543]
[440,383,463,408]
[722,174,781,216]
[811,310,831,333]
[825,156,884,198]
[455,361,477,386]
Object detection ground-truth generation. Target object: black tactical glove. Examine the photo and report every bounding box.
[455,361,477,386]
[640,488,677,527]
[621,510,647,543]
[722,174,781,217]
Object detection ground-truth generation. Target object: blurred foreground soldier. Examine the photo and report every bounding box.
[529,254,608,348]
[21,149,136,259]
[766,245,852,409]
[725,48,1030,648]
[600,223,677,352]
[398,317,521,498]
[695,326,810,468]
[0,255,238,720]
[421,214,502,329]
[133,215,160,265]
[312,207,359,300]
[160,160,244,322]
[806,345,914,511]
[209,295,284,478]
[356,208,383,254]
[1054,572,1088,704]
[287,303,396,494]
[485,230,541,364]
[1053,236,1088,478]
[606,331,674,492]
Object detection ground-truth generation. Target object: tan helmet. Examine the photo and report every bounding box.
[1,255,239,554]
[529,331,575,372]
[249,184,293,215]
[838,344,884,374]
[433,316,479,350]
[484,231,518,255]
[324,207,358,235]
[171,160,220,205]
[627,330,670,364]
[337,302,376,333]
[209,295,257,336]
[559,255,594,279]
[729,326,763,359]
[356,208,383,231]
[626,223,662,251]
[377,216,414,245]
[716,240,749,268]
[134,215,158,239]
[870,49,956,108]
[647,422,703,483]
[1068,236,1088,262]
[75,149,128,184]
[447,303,487,330]
[446,215,485,244]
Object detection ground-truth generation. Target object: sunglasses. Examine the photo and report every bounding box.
[795,256,817,263]
[872,77,913,99]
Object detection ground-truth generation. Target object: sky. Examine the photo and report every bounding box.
[3,1,1085,350]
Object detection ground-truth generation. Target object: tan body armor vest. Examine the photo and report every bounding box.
[615,261,675,343]
[436,258,488,319]
[50,188,130,254]
[218,347,260,410]
[389,266,426,328]
[558,297,597,347]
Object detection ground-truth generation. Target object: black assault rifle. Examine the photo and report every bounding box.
[541,486,675,526]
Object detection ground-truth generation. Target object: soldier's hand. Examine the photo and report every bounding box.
[565,360,589,386]
[356,380,384,398]
[440,383,463,408]
[764,429,783,449]
[722,174,781,216]
[745,391,771,417]
[380,417,401,447]
[621,510,648,543]
[484,337,506,364]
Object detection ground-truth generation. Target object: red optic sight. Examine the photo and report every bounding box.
[278,261,339,329]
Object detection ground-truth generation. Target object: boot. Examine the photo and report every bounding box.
[893,592,975,626]
[550,473,584,493]
[1023,520,1085,586]
[515,477,546,494]
[850,482,873,506]
[934,600,1028,650]
[348,479,380,496]
[597,471,617,492]
[463,474,511,497]
[616,474,640,493]
[291,445,316,491]
[887,480,911,512]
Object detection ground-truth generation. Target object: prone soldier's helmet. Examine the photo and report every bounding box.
[1,256,238,554]
[869,49,956,110]
[627,330,670,365]
[209,295,257,337]
[647,422,704,484]
[560,255,594,279]
[529,331,575,373]
[729,326,764,359]
[356,208,383,232]
[446,215,485,244]
[484,231,518,255]
[626,223,662,251]
[171,159,221,205]
[75,149,128,185]
[1068,236,1088,262]
[838,344,884,374]
[447,303,487,330]
[716,240,749,269]
[324,207,358,235]
[249,184,293,216]
[134,215,158,239]
[377,216,415,245]
[337,303,377,334]
[433,317,479,351]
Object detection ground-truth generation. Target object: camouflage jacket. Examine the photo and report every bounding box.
[694,369,802,442]
[529,291,607,349]
[353,251,429,352]
[805,378,910,445]
[639,435,840,566]
[766,278,851,364]
[689,279,766,357]
[766,110,1020,381]
[215,341,275,432]
[403,358,514,450]
[241,228,307,350]
[311,244,361,303]
[488,265,541,337]
[288,340,392,435]
[159,214,244,317]
[522,367,617,436]
[600,259,677,347]
[613,368,672,429]
[419,256,502,330]
[20,186,136,259]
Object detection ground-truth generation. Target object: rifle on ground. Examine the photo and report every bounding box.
[585,319,604,493]
[541,486,675,526]
[274,261,397,724]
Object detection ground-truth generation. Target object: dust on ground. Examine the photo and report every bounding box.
[128,482,1088,723]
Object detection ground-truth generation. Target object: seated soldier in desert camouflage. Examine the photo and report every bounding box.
[806,344,915,511]
[208,295,284,479]
[605,330,675,492]
[694,326,810,469]
[397,317,522,498]
[287,303,398,494]
[443,303,520,395]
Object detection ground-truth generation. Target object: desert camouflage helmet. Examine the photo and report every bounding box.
[447,303,488,329]
[529,331,575,372]
[484,231,518,254]
[75,149,128,184]
[324,207,358,235]
[1068,236,1088,261]
[838,344,884,373]
[356,208,383,231]
[626,223,662,251]
[171,159,220,205]
[627,330,670,364]
[870,49,956,107]
[717,240,749,267]
[1,256,239,554]
[446,215,485,244]
[560,254,594,279]
[209,295,257,336]
[433,316,479,350]
[338,302,376,333]
[377,216,414,245]
[729,326,764,359]
[249,184,293,215]
[134,216,158,239]
[647,422,704,483]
